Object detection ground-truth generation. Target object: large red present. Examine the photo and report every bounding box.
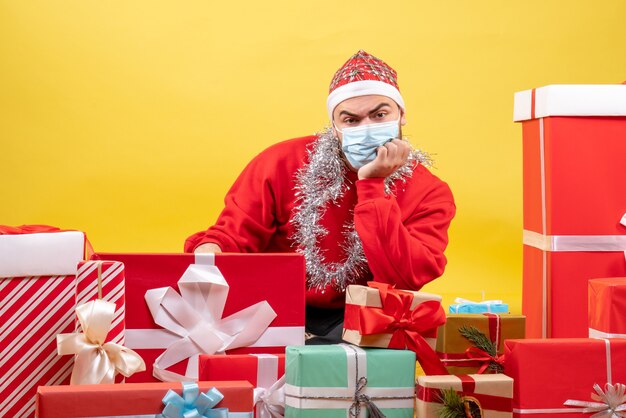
[589,277,626,338]
[199,354,285,418]
[36,380,254,417]
[504,338,626,417]
[514,84,626,338]
[91,253,306,382]
[0,226,85,418]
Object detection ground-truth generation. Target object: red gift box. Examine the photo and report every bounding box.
[36,380,254,417]
[589,277,626,338]
[91,253,305,382]
[0,226,86,418]
[199,354,285,418]
[504,338,626,417]
[514,85,626,338]
[342,282,448,375]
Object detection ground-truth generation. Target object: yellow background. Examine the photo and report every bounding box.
[2,1,626,313]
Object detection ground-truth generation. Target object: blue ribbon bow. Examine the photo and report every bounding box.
[162,382,229,418]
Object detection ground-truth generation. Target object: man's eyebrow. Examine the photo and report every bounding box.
[338,109,359,118]
[367,103,392,114]
[338,103,393,118]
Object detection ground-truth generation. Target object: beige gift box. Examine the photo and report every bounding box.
[416,374,513,418]
[342,284,442,349]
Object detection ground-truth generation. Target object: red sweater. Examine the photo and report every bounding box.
[185,135,456,308]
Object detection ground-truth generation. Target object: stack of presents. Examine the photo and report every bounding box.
[1,83,625,418]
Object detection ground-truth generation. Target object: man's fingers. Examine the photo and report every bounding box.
[399,140,410,161]
[383,141,398,160]
[376,145,388,160]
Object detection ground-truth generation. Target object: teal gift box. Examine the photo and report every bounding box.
[284,344,416,418]
[448,298,509,314]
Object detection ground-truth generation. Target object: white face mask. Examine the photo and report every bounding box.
[335,117,401,169]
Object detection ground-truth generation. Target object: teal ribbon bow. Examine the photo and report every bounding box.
[162,382,229,418]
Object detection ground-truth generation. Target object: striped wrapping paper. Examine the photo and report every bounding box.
[75,260,125,345]
[0,275,76,418]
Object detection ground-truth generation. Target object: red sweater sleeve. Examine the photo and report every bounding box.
[184,153,278,253]
[353,169,455,290]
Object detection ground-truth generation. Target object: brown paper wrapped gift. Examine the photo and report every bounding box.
[416,374,513,417]
[343,283,444,349]
[436,313,525,374]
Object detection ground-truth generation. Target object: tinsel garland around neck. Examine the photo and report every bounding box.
[291,126,432,292]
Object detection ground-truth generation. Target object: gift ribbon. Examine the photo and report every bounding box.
[161,382,229,418]
[284,344,415,416]
[57,299,145,384]
[416,374,512,412]
[450,298,504,313]
[252,354,285,418]
[523,230,626,252]
[97,261,103,299]
[344,281,448,375]
[143,254,277,381]
[590,328,626,339]
[563,383,626,417]
[254,375,286,418]
[513,338,617,414]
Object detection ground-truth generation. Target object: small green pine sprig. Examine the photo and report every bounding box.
[437,387,483,418]
[458,325,504,373]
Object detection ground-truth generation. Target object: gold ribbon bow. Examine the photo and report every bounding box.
[564,383,626,417]
[57,299,145,384]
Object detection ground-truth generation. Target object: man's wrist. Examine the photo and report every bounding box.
[194,242,223,253]
[356,178,387,201]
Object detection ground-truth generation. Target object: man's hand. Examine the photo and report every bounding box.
[358,138,410,180]
[194,243,222,253]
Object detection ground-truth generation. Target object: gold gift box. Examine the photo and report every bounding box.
[416,374,513,418]
[436,314,525,375]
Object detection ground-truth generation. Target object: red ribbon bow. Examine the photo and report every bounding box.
[357,282,449,375]
[463,347,506,374]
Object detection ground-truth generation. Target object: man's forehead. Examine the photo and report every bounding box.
[334,95,396,116]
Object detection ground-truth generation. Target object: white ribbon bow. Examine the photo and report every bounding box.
[57,299,146,384]
[145,262,277,381]
[565,383,626,417]
[254,375,286,418]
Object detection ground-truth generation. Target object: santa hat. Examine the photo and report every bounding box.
[327,50,405,120]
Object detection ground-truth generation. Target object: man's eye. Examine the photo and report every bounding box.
[344,118,356,124]
[376,112,387,118]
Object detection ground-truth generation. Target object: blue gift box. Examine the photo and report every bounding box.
[448,298,509,314]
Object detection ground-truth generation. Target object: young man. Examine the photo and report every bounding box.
[185,50,455,343]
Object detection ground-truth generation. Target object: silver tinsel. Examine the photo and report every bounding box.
[291,127,432,291]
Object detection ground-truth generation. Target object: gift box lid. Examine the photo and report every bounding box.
[0,230,86,278]
[513,84,626,122]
